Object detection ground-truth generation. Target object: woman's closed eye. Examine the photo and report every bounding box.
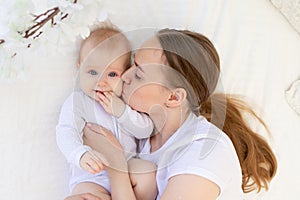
[133,60,144,80]
[134,71,141,79]
[88,70,98,76]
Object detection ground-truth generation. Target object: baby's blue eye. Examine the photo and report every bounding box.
[88,70,98,75]
[108,71,118,77]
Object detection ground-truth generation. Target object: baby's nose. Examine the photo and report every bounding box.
[97,80,108,87]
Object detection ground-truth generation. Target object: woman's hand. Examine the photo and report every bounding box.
[83,123,128,172]
[64,193,101,200]
[83,123,136,200]
[84,123,123,149]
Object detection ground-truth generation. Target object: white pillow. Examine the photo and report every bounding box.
[271,0,300,34]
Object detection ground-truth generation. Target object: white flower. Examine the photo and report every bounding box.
[0,0,109,81]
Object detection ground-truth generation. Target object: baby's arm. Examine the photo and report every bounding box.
[117,105,154,139]
[56,93,103,173]
[97,91,154,139]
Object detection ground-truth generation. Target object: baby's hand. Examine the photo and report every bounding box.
[97,91,126,118]
[80,150,108,174]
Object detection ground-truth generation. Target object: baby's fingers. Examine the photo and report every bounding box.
[81,162,98,174]
[103,91,113,99]
[97,92,110,105]
[91,150,109,166]
[87,158,103,174]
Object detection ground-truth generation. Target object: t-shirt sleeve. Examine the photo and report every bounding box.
[166,138,239,195]
[56,93,91,169]
[116,105,154,139]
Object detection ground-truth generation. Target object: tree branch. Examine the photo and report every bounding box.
[0,1,77,46]
[23,7,60,39]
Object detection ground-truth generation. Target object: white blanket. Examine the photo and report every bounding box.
[1,0,300,199]
[286,79,300,116]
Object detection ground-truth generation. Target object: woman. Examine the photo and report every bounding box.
[70,29,277,200]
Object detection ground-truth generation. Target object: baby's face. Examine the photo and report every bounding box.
[79,46,128,100]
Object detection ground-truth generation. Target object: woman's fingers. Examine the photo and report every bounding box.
[84,124,121,152]
[82,193,102,200]
[86,123,109,137]
[67,193,102,200]
[81,193,102,200]
[87,124,122,149]
[83,123,125,171]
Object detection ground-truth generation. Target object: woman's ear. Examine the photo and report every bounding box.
[165,88,187,107]
[160,52,169,66]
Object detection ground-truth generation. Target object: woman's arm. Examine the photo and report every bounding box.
[83,124,219,200]
[106,167,137,200]
[160,174,219,200]
[83,123,136,200]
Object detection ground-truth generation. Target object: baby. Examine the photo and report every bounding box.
[56,23,157,200]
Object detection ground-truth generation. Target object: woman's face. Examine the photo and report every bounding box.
[121,37,171,113]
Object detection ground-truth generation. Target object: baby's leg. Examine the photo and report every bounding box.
[128,158,158,200]
[71,182,111,200]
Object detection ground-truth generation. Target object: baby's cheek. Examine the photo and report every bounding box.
[113,80,123,96]
[79,80,89,94]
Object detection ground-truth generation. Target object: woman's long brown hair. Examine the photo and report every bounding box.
[157,29,277,193]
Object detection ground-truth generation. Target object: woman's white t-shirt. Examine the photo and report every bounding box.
[138,113,244,200]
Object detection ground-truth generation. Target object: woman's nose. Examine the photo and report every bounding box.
[121,67,133,84]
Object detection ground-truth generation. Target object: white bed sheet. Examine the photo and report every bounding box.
[1,0,300,199]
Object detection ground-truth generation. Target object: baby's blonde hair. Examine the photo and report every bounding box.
[78,21,131,69]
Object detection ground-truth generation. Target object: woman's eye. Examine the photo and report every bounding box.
[134,68,142,80]
[88,70,98,75]
[108,71,118,77]
[134,72,141,79]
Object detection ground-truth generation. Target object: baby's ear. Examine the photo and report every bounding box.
[165,88,187,108]
[77,61,80,69]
